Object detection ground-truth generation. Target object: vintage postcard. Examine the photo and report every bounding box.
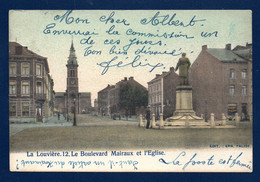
[9,10,252,172]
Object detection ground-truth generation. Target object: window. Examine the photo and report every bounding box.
[230,69,235,79]
[70,69,76,77]
[228,104,237,117]
[36,82,42,94]
[229,85,235,96]
[22,81,30,95]
[36,64,42,76]
[22,102,29,117]
[9,63,16,75]
[9,102,16,116]
[242,69,247,79]
[242,85,247,96]
[9,81,16,95]
[22,63,30,76]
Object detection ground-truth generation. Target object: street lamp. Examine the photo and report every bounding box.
[73,98,77,126]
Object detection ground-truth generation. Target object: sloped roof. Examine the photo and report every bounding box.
[98,85,114,94]
[9,42,46,59]
[148,69,177,84]
[233,49,252,59]
[232,44,252,51]
[207,48,247,62]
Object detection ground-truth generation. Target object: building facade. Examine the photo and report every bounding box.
[190,44,252,120]
[54,42,91,115]
[98,77,147,116]
[148,67,179,119]
[9,42,55,123]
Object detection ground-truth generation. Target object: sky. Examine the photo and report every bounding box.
[9,10,252,104]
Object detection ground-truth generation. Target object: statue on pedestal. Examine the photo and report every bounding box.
[175,53,191,85]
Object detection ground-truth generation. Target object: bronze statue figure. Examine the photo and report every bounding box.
[175,53,191,85]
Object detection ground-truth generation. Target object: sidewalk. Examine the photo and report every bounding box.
[9,115,72,136]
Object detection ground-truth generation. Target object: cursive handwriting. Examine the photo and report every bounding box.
[97,55,164,75]
[100,11,130,26]
[140,11,206,27]
[43,23,98,36]
[126,28,194,39]
[54,10,90,24]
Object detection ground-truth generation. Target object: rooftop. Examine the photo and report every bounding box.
[9,42,46,59]
[207,48,247,62]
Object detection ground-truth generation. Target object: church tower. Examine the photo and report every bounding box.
[66,41,79,114]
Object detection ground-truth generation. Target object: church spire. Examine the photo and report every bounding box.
[70,36,75,51]
[67,38,78,65]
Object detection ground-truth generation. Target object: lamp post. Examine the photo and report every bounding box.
[66,94,69,122]
[73,98,77,126]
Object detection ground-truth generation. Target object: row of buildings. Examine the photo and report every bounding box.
[9,42,55,122]
[148,43,252,120]
[9,41,92,123]
[9,41,252,122]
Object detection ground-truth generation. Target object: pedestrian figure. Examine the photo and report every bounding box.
[58,112,60,120]
[113,113,116,120]
[146,106,151,129]
[125,110,129,121]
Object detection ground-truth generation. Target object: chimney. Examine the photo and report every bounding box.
[15,46,23,55]
[156,74,160,77]
[129,76,134,80]
[202,45,207,51]
[170,67,174,71]
[225,44,231,50]
[124,77,127,81]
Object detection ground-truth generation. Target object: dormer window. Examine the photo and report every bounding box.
[15,46,23,55]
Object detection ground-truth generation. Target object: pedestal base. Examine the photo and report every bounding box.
[165,85,209,127]
[174,85,195,116]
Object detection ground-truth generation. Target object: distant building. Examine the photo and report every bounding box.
[98,84,113,115]
[9,42,55,123]
[190,43,252,120]
[94,98,98,114]
[148,67,179,119]
[98,77,147,116]
[54,42,92,115]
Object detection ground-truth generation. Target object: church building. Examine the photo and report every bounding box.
[54,42,91,115]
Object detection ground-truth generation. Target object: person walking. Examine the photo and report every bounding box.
[58,112,60,120]
[146,106,151,129]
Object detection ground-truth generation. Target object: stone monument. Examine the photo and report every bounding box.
[166,53,209,127]
[174,53,195,116]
